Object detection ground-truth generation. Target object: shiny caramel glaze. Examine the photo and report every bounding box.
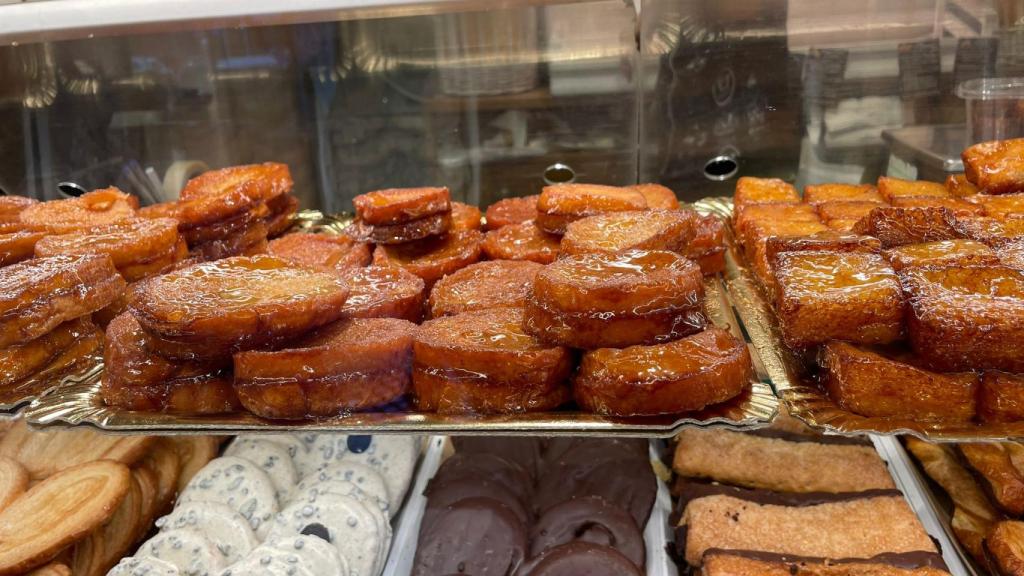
[987,521,1024,576]
[118,239,189,283]
[899,264,1024,372]
[102,370,239,415]
[560,210,697,256]
[979,371,1024,423]
[103,313,220,392]
[852,206,961,248]
[128,255,349,351]
[628,183,679,209]
[816,201,886,224]
[373,229,482,285]
[951,215,1024,245]
[803,183,884,205]
[428,260,542,317]
[998,240,1024,271]
[19,188,137,234]
[946,173,980,197]
[34,218,180,268]
[177,202,266,245]
[765,232,882,271]
[450,202,482,231]
[0,195,37,223]
[962,138,1024,194]
[413,308,572,414]
[773,251,904,348]
[0,318,94,387]
[958,445,1024,516]
[882,239,999,271]
[233,317,417,418]
[965,193,1024,220]
[482,221,560,264]
[341,266,425,322]
[353,187,450,225]
[0,230,46,267]
[740,218,829,288]
[175,163,291,228]
[0,254,124,348]
[891,196,984,216]
[734,203,819,237]
[574,327,752,416]
[189,219,269,262]
[820,341,977,422]
[347,212,452,245]
[536,184,646,234]
[732,177,799,210]
[484,195,539,230]
[877,176,949,201]
[267,232,371,271]
[264,194,299,238]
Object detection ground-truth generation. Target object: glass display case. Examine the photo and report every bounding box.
[1,1,1023,575]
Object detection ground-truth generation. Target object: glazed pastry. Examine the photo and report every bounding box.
[962,138,1024,194]
[803,183,884,205]
[876,176,949,202]
[267,232,372,271]
[882,239,998,270]
[559,210,697,256]
[352,186,451,226]
[629,183,680,209]
[427,260,542,317]
[484,195,539,230]
[732,177,800,211]
[958,443,1024,516]
[372,230,482,286]
[482,221,561,264]
[536,184,646,234]
[852,206,961,248]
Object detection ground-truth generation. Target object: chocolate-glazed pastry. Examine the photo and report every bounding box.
[514,542,642,576]
[423,478,531,530]
[430,453,533,505]
[529,496,644,569]
[412,497,527,576]
[453,437,543,480]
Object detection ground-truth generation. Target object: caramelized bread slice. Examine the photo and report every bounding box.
[966,193,1024,220]
[949,215,1024,246]
[979,371,1024,423]
[803,183,884,205]
[882,239,999,271]
[891,197,983,216]
[962,138,1024,194]
[877,177,949,201]
[352,186,450,225]
[536,184,647,234]
[817,201,887,224]
[946,173,979,197]
[560,210,697,256]
[18,188,137,234]
[733,177,800,211]
[853,207,962,248]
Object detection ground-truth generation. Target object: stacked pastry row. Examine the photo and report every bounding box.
[0,420,218,575]
[907,439,1024,576]
[733,137,1024,424]
[103,181,748,420]
[110,433,419,576]
[412,437,656,576]
[0,164,299,402]
[672,425,950,575]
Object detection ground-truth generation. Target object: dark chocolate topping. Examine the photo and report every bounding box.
[454,437,543,480]
[541,438,647,471]
[529,495,645,569]
[424,479,530,529]
[702,548,949,571]
[412,497,527,576]
[514,542,642,576]
[534,455,656,529]
[674,480,903,512]
[432,452,533,505]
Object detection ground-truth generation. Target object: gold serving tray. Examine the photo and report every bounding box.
[22,206,778,435]
[710,196,1024,441]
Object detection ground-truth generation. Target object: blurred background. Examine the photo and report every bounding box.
[0,0,1018,208]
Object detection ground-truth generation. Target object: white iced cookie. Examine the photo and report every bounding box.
[156,501,259,564]
[217,547,315,576]
[266,493,384,576]
[289,461,390,518]
[178,456,279,539]
[108,556,182,576]
[224,438,299,503]
[292,435,350,479]
[253,433,309,460]
[341,435,417,512]
[135,528,227,576]
[266,535,348,576]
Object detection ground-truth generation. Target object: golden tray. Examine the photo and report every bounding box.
[22,206,778,435]
[708,196,1024,441]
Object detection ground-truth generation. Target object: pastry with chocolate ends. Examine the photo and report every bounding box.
[524,250,706,349]
[428,260,542,317]
[700,550,951,576]
[413,307,572,414]
[574,327,752,416]
[482,222,560,264]
[536,184,647,234]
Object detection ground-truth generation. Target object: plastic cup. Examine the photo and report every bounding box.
[957,77,1024,145]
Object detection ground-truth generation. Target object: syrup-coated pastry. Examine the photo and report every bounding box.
[899,264,1024,372]
[175,202,266,246]
[905,439,999,568]
[765,232,882,269]
[772,251,904,348]
[34,217,180,268]
[0,230,45,267]
[826,219,861,232]
[980,371,1024,423]
[413,307,572,414]
[820,341,978,422]
[685,214,726,275]
[0,254,124,348]
[428,260,542,317]
[965,192,1024,220]
[853,206,961,248]
[673,428,894,492]
[482,221,561,264]
[525,250,705,349]
[353,186,450,226]
[18,187,137,234]
[346,212,452,244]
[701,550,951,576]
[129,255,350,360]
[0,317,94,388]
[629,183,680,209]
[735,202,820,238]
[985,521,1024,576]
[574,327,752,416]
[233,317,417,418]
[958,443,1024,515]
[117,239,189,283]
[1000,239,1024,271]
[678,489,937,567]
[450,201,482,231]
[739,212,828,287]
[891,196,984,216]
[732,177,799,211]
[962,138,1024,194]
[485,195,539,230]
[804,183,885,205]
[188,219,269,262]
[176,163,292,228]
[373,229,482,286]
[515,542,642,576]
[0,195,37,225]
[536,184,647,234]
[340,266,425,322]
[263,192,299,238]
[877,176,949,201]
[882,239,999,271]
[948,215,1024,245]
[529,496,644,568]
[267,232,372,271]
[412,497,527,576]
[816,201,887,225]
[946,173,979,197]
[102,371,240,415]
[559,210,697,256]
